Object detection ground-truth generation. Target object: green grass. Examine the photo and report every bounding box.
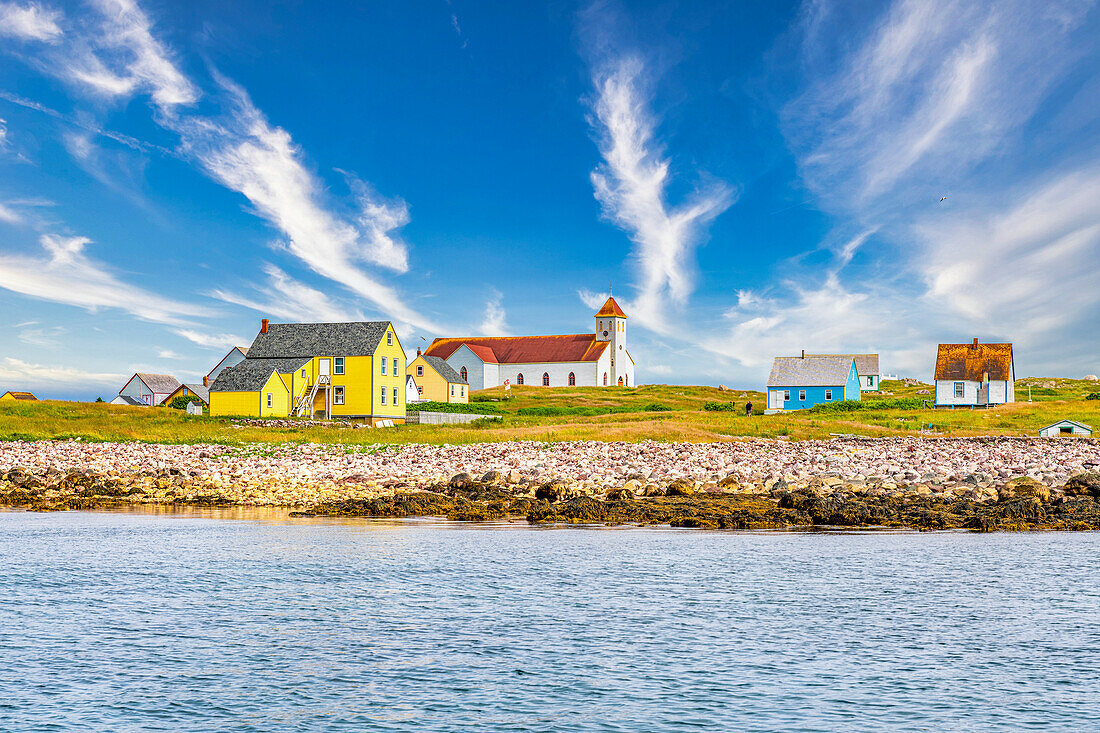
[408,401,504,414]
[1,378,1097,446]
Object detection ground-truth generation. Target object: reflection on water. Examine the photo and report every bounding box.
[1,509,1098,732]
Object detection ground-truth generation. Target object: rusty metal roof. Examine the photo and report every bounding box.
[426,335,608,364]
[594,296,627,318]
[1,391,37,400]
[934,342,1013,381]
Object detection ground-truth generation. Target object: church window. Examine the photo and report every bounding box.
[542,372,550,386]
[603,372,608,386]
[568,372,575,386]
[618,376,623,386]
[517,373,524,385]
[460,366,467,382]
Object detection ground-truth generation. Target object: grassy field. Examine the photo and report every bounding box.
[0,378,1097,446]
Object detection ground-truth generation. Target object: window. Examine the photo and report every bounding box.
[266,393,272,408]
[393,387,398,405]
[461,386,465,397]
[618,376,623,386]
[418,386,423,395]
[301,368,307,378]
[387,332,393,346]
[568,372,575,386]
[380,387,386,405]
[333,386,344,405]
[825,389,833,401]
[460,366,468,382]
[416,365,423,377]
[451,384,455,397]
[603,372,608,386]
[542,372,550,386]
[866,376,873,387]
[954,381,965,398]
[334,357,344,375]
[380,357,387,375]
[517,373,524,385]
[798,390,806,401]
[392,357,400,374]
[783,390,791,401]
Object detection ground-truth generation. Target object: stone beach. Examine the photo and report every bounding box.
[2,437,1099,530]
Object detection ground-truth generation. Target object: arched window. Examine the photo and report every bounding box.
[568,372,575,386]
[603,372,608,386]
[516,373,524,385]
[542,372,550,386]
[618,376,624,386]
[460,366,467,382]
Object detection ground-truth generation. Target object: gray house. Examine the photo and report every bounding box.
[806,353,880,391]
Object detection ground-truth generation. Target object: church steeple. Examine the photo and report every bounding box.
[594,296,627,385]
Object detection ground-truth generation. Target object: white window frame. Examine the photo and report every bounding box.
[266,393,272,408]
[954,381,965,398]
[334,357,344,375]
[798,390,806,401]
[392,357,400,374]
[450,384,454,396]
[392,387,398,405]
[461,386,465,397]
[301,368,307,379]
[380,357,387,375]
[416,365,423,377]
[783,390,791,401]
[825,389,833,401]
[380,387,386,405]
[387,332,393,346]
[333,386,345,405]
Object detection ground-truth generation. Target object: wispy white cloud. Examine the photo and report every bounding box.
[588,56,735,333]
[209,264,363,324]
[0,1,63,42]
[156,348,181,359]
[0,234,212,326]
[17,325,64,347]
[0,357,122,387]
[174,329,248,351]
[477,290,509,335]
[0,203,20,224]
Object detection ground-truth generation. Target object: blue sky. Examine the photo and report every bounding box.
[1,0,1098,399]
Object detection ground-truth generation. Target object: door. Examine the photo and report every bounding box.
[768,390,782,409]
[319,359,331,377]
[977,383,989,405]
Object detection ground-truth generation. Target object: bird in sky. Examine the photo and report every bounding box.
[939,196,947,202]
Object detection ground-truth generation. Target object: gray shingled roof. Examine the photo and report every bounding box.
[767,356,856,387]
[209,357,310,392]
[114,395,143,406]
[422,355,467,385]
[182,384,210,404]
[805,353,879,376]
[246,322,391,358]
[136,373,181,393]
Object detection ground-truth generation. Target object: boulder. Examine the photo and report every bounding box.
[665,479,695,497]
[605,487,634,501]
[998,477,1051,503]
[480,470,502,484]
[449,472,474,488]
[1063,473,1100,497]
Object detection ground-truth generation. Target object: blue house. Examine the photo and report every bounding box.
[765,354,861,412]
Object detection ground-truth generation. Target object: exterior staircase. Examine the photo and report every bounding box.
[294,375,330,417]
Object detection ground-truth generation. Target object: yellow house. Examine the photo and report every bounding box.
[1,391,38,401]
[163,383,210,407]
[208,319,407,425]
[408,352,468,403]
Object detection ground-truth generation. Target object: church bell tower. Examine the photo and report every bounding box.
[594,295,627,385]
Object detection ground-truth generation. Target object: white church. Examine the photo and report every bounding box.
[421,296,636,389]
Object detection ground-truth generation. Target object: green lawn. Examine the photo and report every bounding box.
[1,379,1096,446]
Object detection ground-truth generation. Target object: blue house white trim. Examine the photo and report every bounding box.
[765,355,861,412]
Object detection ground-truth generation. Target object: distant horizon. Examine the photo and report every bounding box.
[1,0,1098,400]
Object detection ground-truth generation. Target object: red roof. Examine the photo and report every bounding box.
[934,341,1014,381]
[594,296,627,318]
[426,335,608,364]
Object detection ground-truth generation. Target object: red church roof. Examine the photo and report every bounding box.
[594,296,627,318]
[426,335,609,364]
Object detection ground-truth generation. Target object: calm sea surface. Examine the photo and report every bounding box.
[1,508,1098,732]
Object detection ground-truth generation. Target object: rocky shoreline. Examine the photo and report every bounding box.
[2,437,1098,531]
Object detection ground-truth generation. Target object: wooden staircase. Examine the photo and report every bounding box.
[294,375,330,417]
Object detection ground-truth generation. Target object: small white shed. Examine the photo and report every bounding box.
[1038,420,1092,438]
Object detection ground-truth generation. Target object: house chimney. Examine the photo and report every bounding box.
[801,349,805,359]
[261,318,269,334]
[972,337,979,349]
[416,347,422,356]
[202,376,209,387]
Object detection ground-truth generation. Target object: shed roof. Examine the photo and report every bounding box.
[182,384,210,404]
[114,395,144,406]
[1040,419,1092,431]
[209,357,310,392]
[1,391,37,400]
[247,322,391,358]
[420,355,467,385]
[134,373,181,394]
[805,353,879,376]
[426,334,608,364]
[934,342,1013,381]
[767,355,856,387]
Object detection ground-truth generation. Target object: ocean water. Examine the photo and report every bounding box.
[1,508,1098,732]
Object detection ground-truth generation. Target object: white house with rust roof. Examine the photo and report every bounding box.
[934,338,1014,407]
[112,373,181,406]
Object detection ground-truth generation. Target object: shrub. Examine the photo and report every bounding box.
[408,401,503,414]
[810,397,926,413]
[1087,393,1100,401]
[642,403,672,412]
[703,401,738,412]
[167,395,202,411]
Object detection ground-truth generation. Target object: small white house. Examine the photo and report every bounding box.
[115,373,181,406]
[1038,420,1092,438]
[934,338,1014,407]
[406,374,424,403]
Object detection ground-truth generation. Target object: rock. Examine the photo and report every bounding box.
[1063,473,1100,497]
[605,487,634,501]
[506,471,522,484]
[718,385,729,391]
[449,472,474,488]
[621,479,642,494]
[480,470,502,484]
[665,479,695,497]
[998,477,1051,503]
